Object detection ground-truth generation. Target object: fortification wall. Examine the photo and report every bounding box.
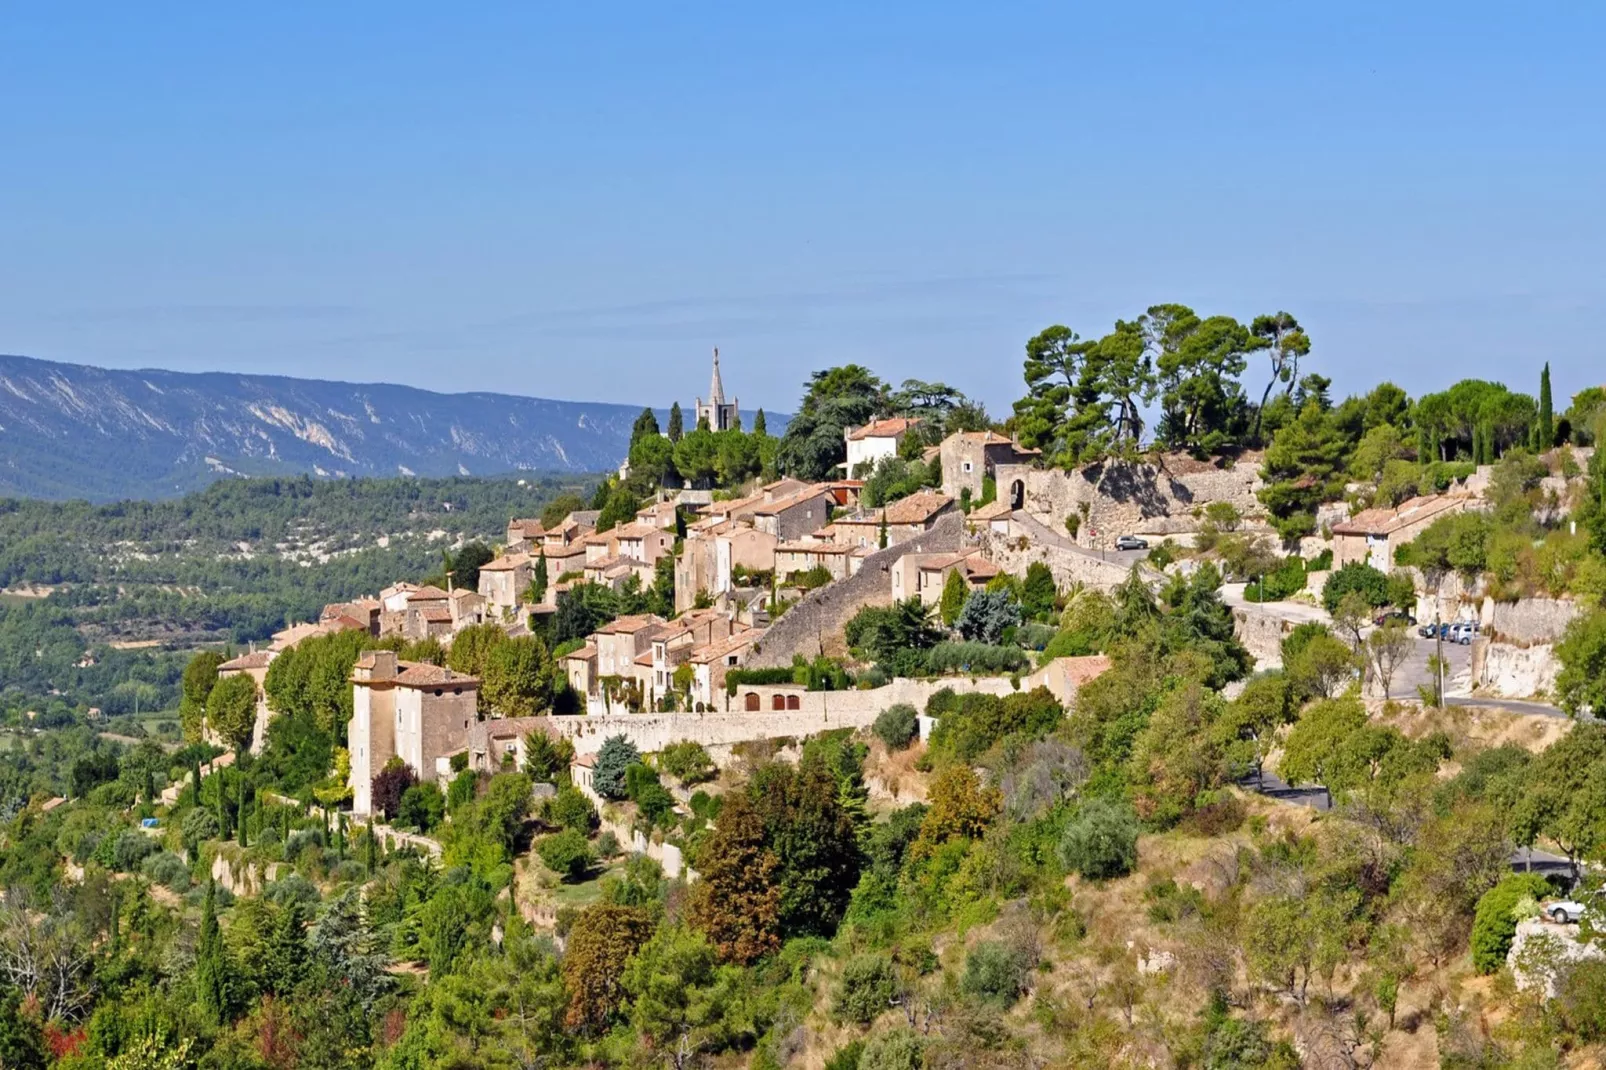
[1231,605,1301,668]
[746,513,965,668]
[993,454,1265,545]
[985,518,1142,590]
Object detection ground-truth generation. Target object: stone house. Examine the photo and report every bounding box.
[675,519,778,612]
[449,589,486,630]
[217,649,276,754]
[1331,494,1470,571]
[969,500,1013,534]
[542,541,588,584]
[774,539,860,583]
[844,417,920,478]
[647,610,740,701]
[403,586,454,641]
[890,549,998,605]
[505,518,545,553]
[380,582,420,614]
[748,487,834,542]
[321,598,381,634]
[583,555,655,591]
[594,615,666,680]
[477,553,532,616]
[611,522,675,567]
[348,650,479,815]
[687,629,764,710]
[564,644,597,699]
[939,431,1038,502]
[466,715,552,774]
[831,491,957,549]
[571,752,600,803]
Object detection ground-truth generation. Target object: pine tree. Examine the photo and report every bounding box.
[753,409,767,436]
[1539,362,1554,449]
[262,900,307,998]
[196,879,228,1025]
[667,402,684,443]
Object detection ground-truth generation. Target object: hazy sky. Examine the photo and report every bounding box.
[2,4,1602,418]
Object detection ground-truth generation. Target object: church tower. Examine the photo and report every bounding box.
[694,347,740,432]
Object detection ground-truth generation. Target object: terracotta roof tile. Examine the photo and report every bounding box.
[395,661,479,688]
[219,650,275,671]
[846,417,920,441]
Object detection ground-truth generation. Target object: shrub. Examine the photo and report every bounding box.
[181,808,220,852]
[264,873,321,907]
[447,769,479,813]
[547,785,598,833]
[371,759,417,820]
[956,590,1021,645]
[961,940,1032,1008]
[873,704,919,751]
[1147,541,1178,570]
[1471,873,1553,974]
[925,641,1029,676]
[397,782,446,832]
[626,765,677,828]
[834,953,898,1024]
[825,1041,865,1070]
[1557,959,1606,1041]
[595,831,620,858]
[658,741,715,785]
[141,851,191,891]
[537,828,593,881]
[1322,562,1393,614]
[593,736,641,800]
[111,830,158,872]
[1240,556,1307,603]
[859,1029,923,1070]
[1057,798,1140,880]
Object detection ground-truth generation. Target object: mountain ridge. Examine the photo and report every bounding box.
[0,354,775,501]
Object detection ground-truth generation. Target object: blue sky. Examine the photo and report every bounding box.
[2,3,1602,418]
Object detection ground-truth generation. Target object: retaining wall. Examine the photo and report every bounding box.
[746,513,964,668]
[1480,597,1581,646]
[1471,639,1561,700]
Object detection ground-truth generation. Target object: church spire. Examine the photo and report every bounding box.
[708,347,725,406]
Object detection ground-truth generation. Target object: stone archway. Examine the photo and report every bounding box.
[1010,479,1025,510]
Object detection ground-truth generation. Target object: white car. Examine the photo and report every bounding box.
[1545,898,1587,924]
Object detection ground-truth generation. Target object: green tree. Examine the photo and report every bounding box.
[622,925,736,1058]
[529,551,549,604]
[1471,873,1553,974]
[592,735,641,800]
[196,878,230,1025]
[1057,797,1140,880]
[1539,362,1554,448]
[629,407,661,450]
[775,365,888,480]
[1555,610,1606,715]
[1021,561,1058,621]
[538,828,593,881]
[667,401,685,442]
[446,621,507,676]
[873,704,919,751]
[1257,398,1350,540]
[1012,325,1092,456]
[540,491,587,530]
[450,541,495,590]
[180,650,224,744]
[206,672,259,752]
[1250,312,1312,444]
[687,791,782,963]
[753,408,767,436]
[523,730,575,782]
[1146,305,1255,453]
[561,903,655,1031]
[482,635,557,717]
[938,567,968,627]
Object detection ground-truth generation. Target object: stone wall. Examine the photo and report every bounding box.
[985,514,1147,590]
[746,513,964,668]
[1480,597,1581,646]
[993,454,1265,546]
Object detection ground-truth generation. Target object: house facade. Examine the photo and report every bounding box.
[844,418,920,478]
[1331,494,1471,571]
[348,650,479,815]
[939,430,1038,502]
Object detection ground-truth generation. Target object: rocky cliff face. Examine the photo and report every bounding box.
[0,354,646,500]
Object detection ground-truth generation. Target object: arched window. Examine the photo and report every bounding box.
[1010,480,1025,510]
[786,694,801,710]
[772,694,786,711]
[745,692,761,711]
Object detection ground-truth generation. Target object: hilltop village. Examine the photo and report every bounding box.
[10,333,1606,1068]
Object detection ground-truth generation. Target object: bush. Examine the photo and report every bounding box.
[447,769,479,813]
[825,1041,865,1070]
[1471,873,1553,974]
[956,590,1021,645]
[873,704,919,751]
[859,1029,923,1070]
[1057,798,1140,880]
[181,807,220,852]
[928,687,1063,764]
[111,830,158,872]
[834,953,898,1024]
[397,782,447,832]
[1322,562,1393,614]
[658,741,715,785]
[537,828,593,881]
[924,642,1029,676]
[1240,556,1307,603]
[595,831,620,858]
[1557,959,1606,1041]
[263,873,321,907]
[547,785,598,833]
[961,940,1032,1008]
[140,851,191,891]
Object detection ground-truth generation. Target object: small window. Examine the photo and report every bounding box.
[786,695,801,710]
[453,688,461,695]
[434,689,442,697]
[963,461,973,473]
[464,720,469,729]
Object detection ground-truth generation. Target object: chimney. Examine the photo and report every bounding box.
[367,649,398,681]
[447,574,454,593]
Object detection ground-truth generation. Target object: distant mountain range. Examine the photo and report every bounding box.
[0,355,778,501]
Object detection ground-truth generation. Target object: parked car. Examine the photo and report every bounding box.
[1374,610,1416,627]
[1418,623,1439,639]
[1449,622,1476,645]
[1544,898,1588,924]
[1114,535,1148,551]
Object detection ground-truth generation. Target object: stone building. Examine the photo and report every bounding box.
[1331,494,1470,571]
[477,553,532,617]
[348,650,479,815]
[844,417,920,478]
[831,491,957,548]
[694,348,739,432]
[939,430,1038,502]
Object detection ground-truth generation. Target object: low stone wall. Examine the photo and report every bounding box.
[1471,639,1561,700]
[1232,605,1299,668]
[746,513,964,668]
[536,667,1083,756]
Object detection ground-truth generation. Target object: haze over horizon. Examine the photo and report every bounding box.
[3,4,1603,417]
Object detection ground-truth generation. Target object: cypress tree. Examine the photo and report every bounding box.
[109,889,121,957]
[667,402,684,443]
[196,879,228,1024]
[365,825,378,873]
[754,409,767,436]
[878,510,888,550]
[531,552,549,604]
[191,760,202,802]
[215,776,229,840]
[1540,362,1554,449]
